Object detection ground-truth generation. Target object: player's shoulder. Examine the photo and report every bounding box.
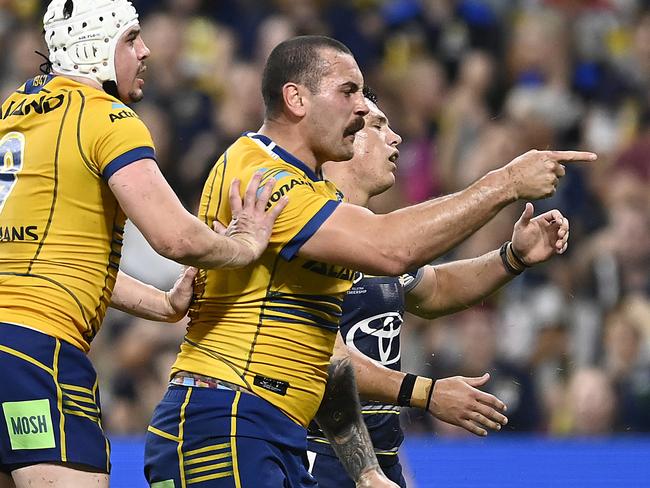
[1,75,65,116]
[228,132,306,179]
[44,75,127,115]
[78,90,150,144]
[82,90,140,124]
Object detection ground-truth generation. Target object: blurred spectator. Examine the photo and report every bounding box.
[565,368,617,436]
[603,302,650,431]
[438,50,495,192]
[425,308,541,436]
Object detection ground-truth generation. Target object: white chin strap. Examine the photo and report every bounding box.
[44,0,139,87]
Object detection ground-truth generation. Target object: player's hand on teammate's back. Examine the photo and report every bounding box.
[356,468,400,488]
[213,171,289,268]
[429,373,508,437]
[511,203,570,265]
[164,267,198,322]
[502,149,596,200]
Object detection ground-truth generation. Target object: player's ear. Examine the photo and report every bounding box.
[282,82,307,118]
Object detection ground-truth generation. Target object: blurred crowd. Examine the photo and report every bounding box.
[2,0,649,438]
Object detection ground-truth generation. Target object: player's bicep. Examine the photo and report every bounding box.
[298,203,403,275]
[84,100,155,176]
[405,266,438,316]
[108,159,192,250]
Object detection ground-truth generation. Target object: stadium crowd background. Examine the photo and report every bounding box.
[2,0,649,439]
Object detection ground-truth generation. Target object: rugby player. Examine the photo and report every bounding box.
[307,88,570,487]
[144,36,594,488]
[0,1,283,486]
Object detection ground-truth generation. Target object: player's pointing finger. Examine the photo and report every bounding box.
[547,150,597,162]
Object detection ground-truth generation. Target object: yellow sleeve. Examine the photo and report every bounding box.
[257,165,341,261]
[81,97,156,179]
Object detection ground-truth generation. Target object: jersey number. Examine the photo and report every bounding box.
[0,131,25,213]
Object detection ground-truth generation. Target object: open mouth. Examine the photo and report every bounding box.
[389,151,399,164]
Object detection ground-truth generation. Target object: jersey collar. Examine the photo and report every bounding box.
[246,132,322,182]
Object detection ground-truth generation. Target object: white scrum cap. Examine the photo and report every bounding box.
[44,0,139,87]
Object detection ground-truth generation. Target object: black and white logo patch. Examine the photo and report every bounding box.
[345,312,402,366]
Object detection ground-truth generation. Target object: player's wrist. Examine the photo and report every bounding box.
[499,241,528,275]
[487,167,518,204]
[221,234,256,269]
[510,241,530,266]
[162,290,175,320]
[397,374,434,410]
[163,291,186,322]
[355,466,385,487]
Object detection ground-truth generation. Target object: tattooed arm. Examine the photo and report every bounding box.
[314,335,398,488]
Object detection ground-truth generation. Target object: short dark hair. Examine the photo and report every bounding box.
[261,35,352,117]
[363,85,378,104]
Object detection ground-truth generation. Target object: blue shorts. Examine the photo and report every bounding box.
[0,322,109,474]
[308,451,407,488]
[145,385,317,487]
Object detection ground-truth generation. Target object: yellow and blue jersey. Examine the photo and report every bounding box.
[0,75,155,351]
[172,132,352,428]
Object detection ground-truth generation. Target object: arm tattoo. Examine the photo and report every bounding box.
[314,354,379,482]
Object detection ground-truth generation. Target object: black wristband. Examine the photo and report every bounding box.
[425,379,436,411]
[397,373,417,407]
[509,242,529,269]
[500,241,524,275]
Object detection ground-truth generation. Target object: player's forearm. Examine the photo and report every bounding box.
[408,250,513,319]
[109,160,252,270]
[158,217,247,269]
[350,346,433,409]
[347,344,402,403]
[335,333,401,403]
[315,351,382,483]
[375,169,515,273]
[110,271,179,322]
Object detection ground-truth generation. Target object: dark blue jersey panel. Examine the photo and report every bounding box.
[307,269,423,460]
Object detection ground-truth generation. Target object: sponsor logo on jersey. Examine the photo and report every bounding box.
[347,272,367,294]
[303,260,355,281]
[1,94,65,119]
[31,75,50,88]
[346,312,402,366]
[2,399,55,450]
[0,225,38,241]
[399,273,415,288]
[253,375,289,395]
[109,109,138,123]
[265,176,315,209]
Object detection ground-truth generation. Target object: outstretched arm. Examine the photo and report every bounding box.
[345,336,508,437]
[406,203,569,318]
[315,336,398,487]
[300,151,593,276]
[110,163,287,269]
[110,267,197,322]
